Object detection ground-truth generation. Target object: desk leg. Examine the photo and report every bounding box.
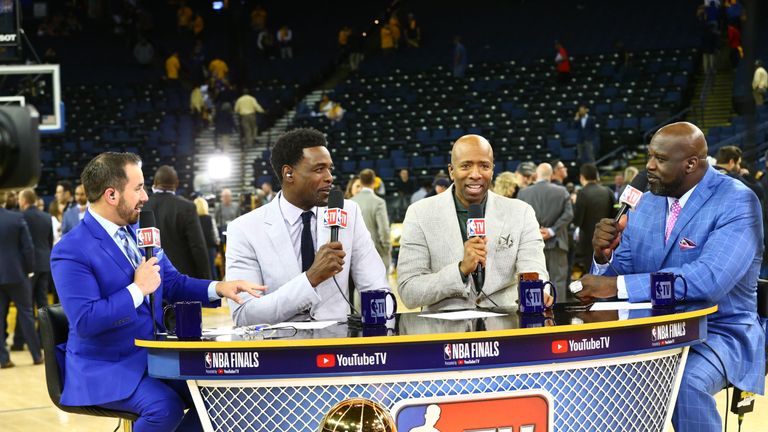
[662,346,690,431]
[187,380,216,432]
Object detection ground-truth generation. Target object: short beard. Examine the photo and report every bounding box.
[117,195,139,224]
[649,175,684,197]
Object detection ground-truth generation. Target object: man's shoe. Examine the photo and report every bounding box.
[1,361,15,369]
[33,357,44,365]
[9,345,24,352]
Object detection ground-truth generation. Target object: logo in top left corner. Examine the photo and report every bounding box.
[204,352,213,368]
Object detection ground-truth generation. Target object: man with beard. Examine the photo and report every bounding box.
[51,152,264,431]
[397,135,548,311]
[225,128,390,325]
[61,184,88,235]
[575,122,764,431]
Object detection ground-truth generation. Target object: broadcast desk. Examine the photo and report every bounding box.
[136,303,716,432]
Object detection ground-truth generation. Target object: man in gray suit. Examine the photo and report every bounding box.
[226,128,390,324]
[517,163,574,300]
[351,168,392,270]
[398,135,548,311]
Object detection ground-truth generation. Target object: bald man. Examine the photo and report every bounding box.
[576,122,765,431]
[397,135,548,311]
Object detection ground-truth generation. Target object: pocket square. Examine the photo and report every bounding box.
[679,238,696,250]
[496,234,514,250]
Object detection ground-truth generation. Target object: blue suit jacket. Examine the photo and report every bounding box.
[61,205,80,236]
[51,211,220,406]
[0,208,34,284]
[601,167,765,393]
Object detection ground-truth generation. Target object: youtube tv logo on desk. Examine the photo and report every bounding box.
[551,340,569,354]
[316,354,336,368]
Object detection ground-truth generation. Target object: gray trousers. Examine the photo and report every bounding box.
[0,280,42,364]
[544,248,569,303]
[239,113,258,147]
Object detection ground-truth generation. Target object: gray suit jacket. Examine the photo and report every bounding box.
[351,188,392,268]
[225,192,390,325]
[397,187,548,311]
[517,180,573,252]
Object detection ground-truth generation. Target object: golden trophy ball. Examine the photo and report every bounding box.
[318,398,397,432]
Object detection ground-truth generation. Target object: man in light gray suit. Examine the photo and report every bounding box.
[225,128,390,325]
[517,163,573,300]
[397,135,548,311]
[351,168,392,270]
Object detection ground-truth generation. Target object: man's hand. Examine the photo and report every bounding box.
[539,228,553,241]
[215,280,267,304]
[135,257,161,296]
[592,215,627,263]
[574,275,618,302]
[306,242,346,287]
[459,237,487,276]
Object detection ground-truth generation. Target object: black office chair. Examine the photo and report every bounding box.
[758,279,768,369]
[38,304,138,431]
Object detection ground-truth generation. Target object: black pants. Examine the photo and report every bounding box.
[13,272,50,348]
[0,281,42,364]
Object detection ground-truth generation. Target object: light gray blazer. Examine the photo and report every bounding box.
[397,186,548,311]
[225,193,390,325]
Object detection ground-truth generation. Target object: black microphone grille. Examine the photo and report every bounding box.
[139,210,156,228]
[328,188,344,209]
[468,204,484,219]
[630,171,649,192]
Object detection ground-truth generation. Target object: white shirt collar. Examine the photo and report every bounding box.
[360,187,375,193]
[88,207,124,239]
[279,191,316,226]
[667,184,697,211]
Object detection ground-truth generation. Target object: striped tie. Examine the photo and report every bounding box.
[117,228,141,268]
[665,200,681,243]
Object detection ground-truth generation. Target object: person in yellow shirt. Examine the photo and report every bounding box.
[165,52,180,80]
[380,25,394,53]
[192,14,204,36]
[177,4,192,30]
[338,26,352,48]
[208,58,229,81]
[234,89,266,147]
[251,6,267,30]
[388,14,401,49]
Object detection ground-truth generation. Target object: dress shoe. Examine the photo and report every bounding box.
[9,345,24,352]
[1,361,15,369]
[33,357,44,365]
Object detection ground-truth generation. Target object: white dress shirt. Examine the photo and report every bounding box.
[278,192,317,269]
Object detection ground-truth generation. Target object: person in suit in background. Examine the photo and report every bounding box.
[0,191,43,368]
[55,180,75,214]
[572,164,614,275]
[144,165,212,279]
[214,188,240,236]
[226,128,390,325]
[194,197,220,280]
[61,184,88,235]
[577,122,764,432]
[352,168,392,271]
[517,163,574,300]
[398,135,548,311]
[573,104,597,163]
[11,189,53,352]
[51,152,263,431]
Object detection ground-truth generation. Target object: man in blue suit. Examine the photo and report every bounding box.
[577,122,765,431]
[51,152,265,431]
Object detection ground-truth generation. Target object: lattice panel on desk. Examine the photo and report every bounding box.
[199,352,682,432]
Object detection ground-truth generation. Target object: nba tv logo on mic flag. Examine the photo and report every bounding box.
[324,208,348,229]
[467,218,486,237]
[619,185,642,209]
[137,227,161,248]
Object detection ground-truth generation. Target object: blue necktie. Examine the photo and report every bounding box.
[117,228,141,268]
[301,211,315,272]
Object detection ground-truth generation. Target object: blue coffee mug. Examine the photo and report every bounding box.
[651,272,687,308]
[518,279,556,314]
[361,290,397,326]
[163,301,202,340]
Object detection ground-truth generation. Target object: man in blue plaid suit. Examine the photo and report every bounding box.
[577,122,765,431]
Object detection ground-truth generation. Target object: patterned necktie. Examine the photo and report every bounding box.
[665,200,681,243]
[300,211,315,272]
[117,228,141,268]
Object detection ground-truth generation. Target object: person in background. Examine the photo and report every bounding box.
[277,25,293,59]
[234,89,266,148]
[345,176,362,199]
[555,40,571,83]
[352,169,392,271]
[493,171,518,198]
[55,180,75,213]
[753,59,767,106]
[453,36,467,78]
[215,188,240,236]
[61,184,88,235]
[195,197,220,280]
[36,197,45,211]
[261,181,277,203]
[49,200,63,245]
[515,161,537,192]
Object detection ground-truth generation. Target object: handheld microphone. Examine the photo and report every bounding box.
[138,210,162,338]
[325,189,348,242]
[324,189,359,322]
[467,204,486,292]
[615,171,648,222]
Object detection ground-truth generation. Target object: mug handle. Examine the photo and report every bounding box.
[386,292,398,319]
[674,274,688,302]
[163,304,175,336]
[543,281,557,307]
